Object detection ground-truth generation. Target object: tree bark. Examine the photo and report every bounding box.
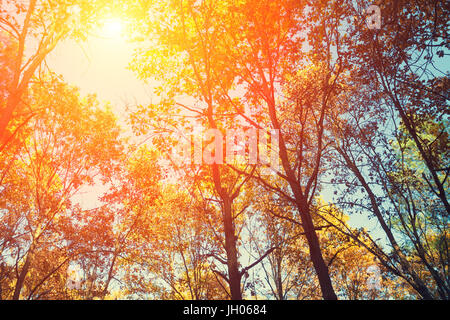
[12,245,33,300]
[222,195,242,300]
[296,198,337,300]
[266,97,338,300]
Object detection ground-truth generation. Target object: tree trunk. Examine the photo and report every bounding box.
[12,247,33,300]
[338,146,436,299]
[275,253,284,300]
[265,87,337,300]
[297,199,337,300]
[222,196,242,300]
[0,92,20,147]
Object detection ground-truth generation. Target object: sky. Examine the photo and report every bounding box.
[47,19,152,120]
[46,20,152,210]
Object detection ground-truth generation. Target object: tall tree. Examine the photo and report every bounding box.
[0,76,123,299]
[128,0,279,299]
[0,0,108,149]
[326,0,449,299]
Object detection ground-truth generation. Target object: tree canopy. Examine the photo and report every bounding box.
[0,0,448,300]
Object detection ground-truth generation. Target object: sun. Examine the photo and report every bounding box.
[100,18,124,39]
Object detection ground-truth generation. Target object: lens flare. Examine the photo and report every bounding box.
[100,19,123,38]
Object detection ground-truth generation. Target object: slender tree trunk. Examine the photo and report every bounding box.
[396,102,450,216]
[296,199,337,300]
[0,93,20,146]
[101,251,118,300]
[337,146,436,299]
[207,95,242,299]
[222,196,242,300]
[275,253,284,300]
[12,245,33,300]
[267,102,338,300]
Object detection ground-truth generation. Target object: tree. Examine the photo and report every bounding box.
[248,196,410,300]
[1,0,446,301]
[326,0,449,299]
[0,76,123,299]
[214,0,351,299]
[127,0,356,300]
[128,0,281,299]
[120,183,229,300]
[0,0,109,149]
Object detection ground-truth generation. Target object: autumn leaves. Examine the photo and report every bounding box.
[0,0,448,300]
